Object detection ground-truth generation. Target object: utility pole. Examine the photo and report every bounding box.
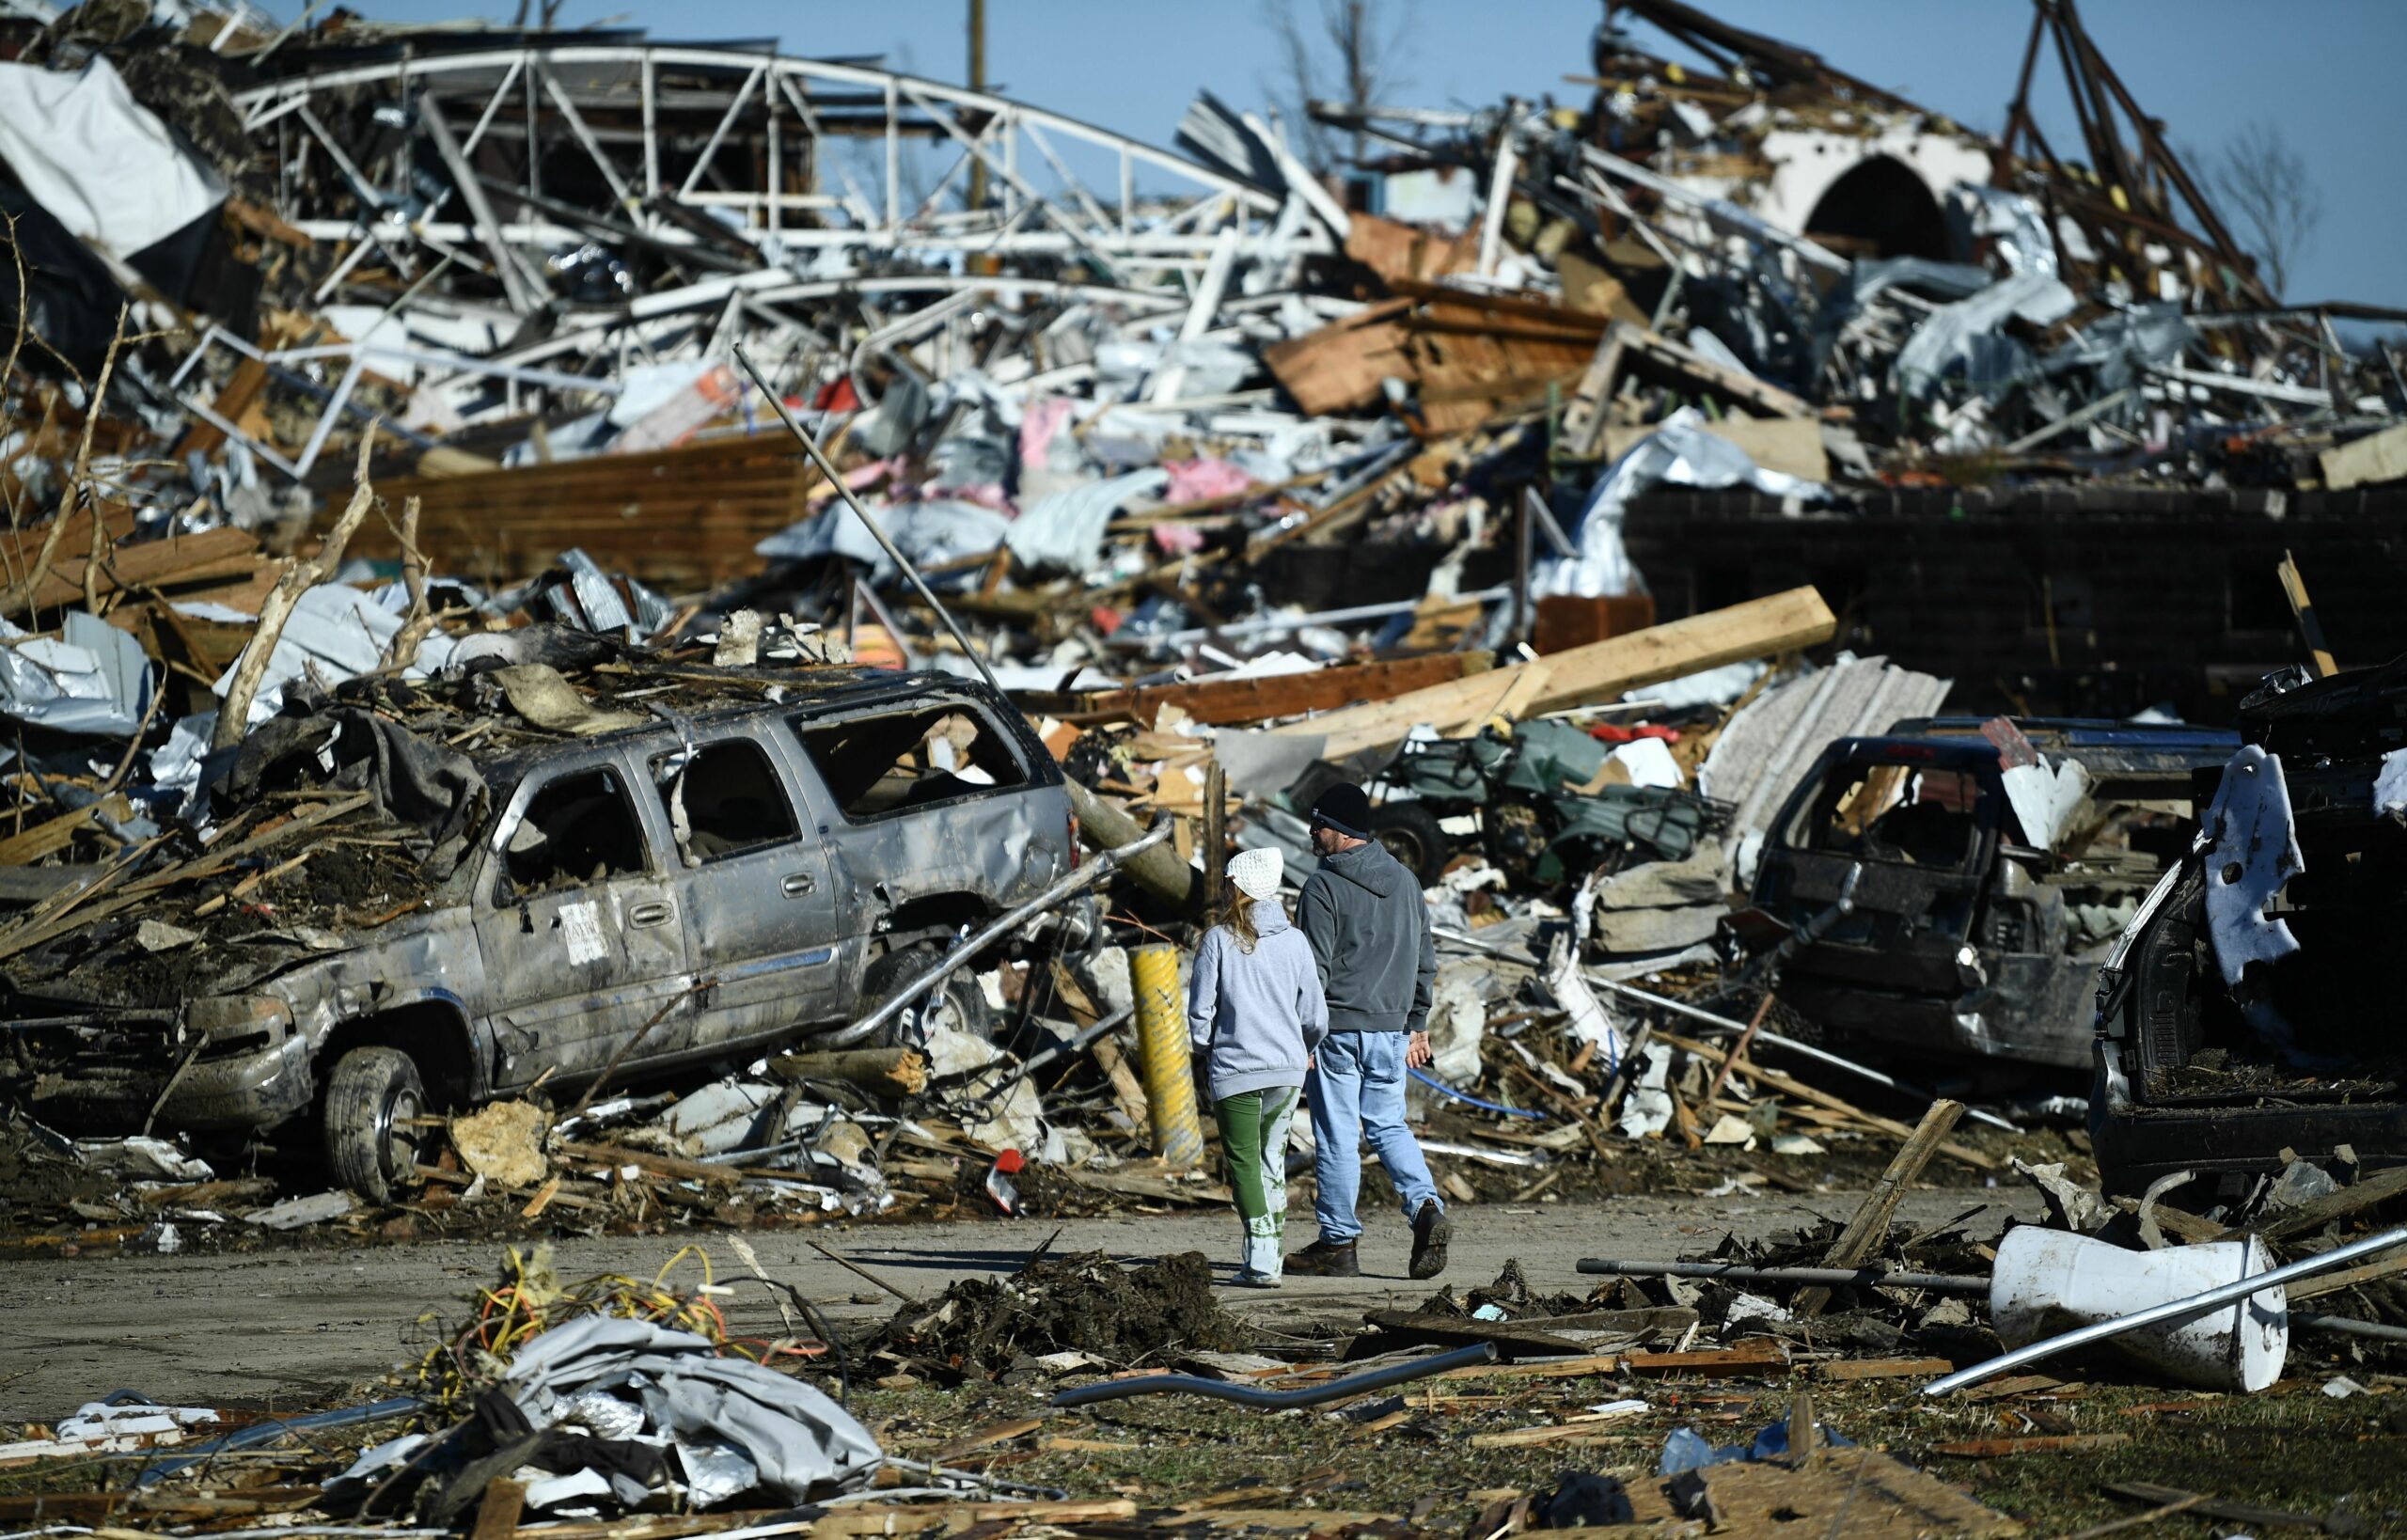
[967,0,988,211]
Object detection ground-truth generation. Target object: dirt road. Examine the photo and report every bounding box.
[0,1186,2034,1420]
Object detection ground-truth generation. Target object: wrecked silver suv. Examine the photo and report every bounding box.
[2094,660,2407,1195]
[3,660,1086,1201]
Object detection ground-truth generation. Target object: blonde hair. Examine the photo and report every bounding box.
[1221,892,1261,954]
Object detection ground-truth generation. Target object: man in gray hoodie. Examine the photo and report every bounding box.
[1287,781,1452,1280]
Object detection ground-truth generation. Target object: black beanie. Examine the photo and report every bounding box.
[1309,782,1373,840]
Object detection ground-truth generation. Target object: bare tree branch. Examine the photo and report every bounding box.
[1259,0,1419,175]
[2212,119,2320,301]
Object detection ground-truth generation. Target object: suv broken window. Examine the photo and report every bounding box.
[1803,764,1984,869]
[794,705,1028,821]
[653,739,798,863]
[502,767,650,894]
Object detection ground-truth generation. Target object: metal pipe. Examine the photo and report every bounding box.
[1051,1343,1497,1409]
[814,823,1173,1049]
[981,1001,1137,1098]
[1578,1263,2407,1344]
[1923,1225,2407,1396]
[731,345,1003,696]
[1579,1258,1988,1295]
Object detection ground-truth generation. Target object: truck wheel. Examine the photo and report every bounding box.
[323,1047,428,1204]
[863,946,993,1049]
[1369,801,1451,887]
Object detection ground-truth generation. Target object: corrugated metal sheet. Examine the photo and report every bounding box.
[1699,656,1952,855]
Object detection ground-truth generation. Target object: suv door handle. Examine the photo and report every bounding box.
[630,901,675,928]
[781,872,816,897]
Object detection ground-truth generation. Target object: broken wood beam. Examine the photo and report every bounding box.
[1651,1029,1997,1171]
[1355,1310,1593,1358]
[1065,777,1191,905]
[1794,1098,1966,1317]
[767,1046,928,1097]
[1019,652,1489,729]
[1271,588,1836,758]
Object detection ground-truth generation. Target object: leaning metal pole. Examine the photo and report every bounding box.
[731,345,1004,695]
[818,821,1175,1049]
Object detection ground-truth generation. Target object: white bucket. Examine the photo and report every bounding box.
[1990,1227,2289,1391]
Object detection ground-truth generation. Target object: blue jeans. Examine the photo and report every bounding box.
[1307,1030,1441,1244]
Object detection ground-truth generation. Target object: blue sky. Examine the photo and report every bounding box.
[300,0,2406,310]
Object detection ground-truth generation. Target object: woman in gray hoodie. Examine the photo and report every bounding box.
[1188,846,1329,1286]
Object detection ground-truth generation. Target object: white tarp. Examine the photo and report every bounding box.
[0,58,226,259]
[1541,406,1826,599]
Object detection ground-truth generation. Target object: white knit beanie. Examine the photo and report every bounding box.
[1226,846,1283,903]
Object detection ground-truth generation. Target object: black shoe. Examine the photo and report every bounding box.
[1286,1237,1360,1277]
[1409,1201,1452,1281]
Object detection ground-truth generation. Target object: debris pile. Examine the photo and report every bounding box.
[870,1249,1250,1381]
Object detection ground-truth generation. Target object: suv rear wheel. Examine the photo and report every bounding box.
[323,1046,428,1203]
[862,944,994,1049]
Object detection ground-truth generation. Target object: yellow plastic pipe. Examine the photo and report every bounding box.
[1131,943,1204,1168]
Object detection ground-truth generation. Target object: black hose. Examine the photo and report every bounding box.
[1049,1343,1497,1408]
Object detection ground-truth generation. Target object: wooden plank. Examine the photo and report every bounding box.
[8,526,263,616]
[2319,419,2407,492]
[1794,1098,1966,1317]
[1621,1338,1790,1375]
[0,794,132,866]
[468,1479,526,1540]
[1616,321,1814,418]
[1272,587,1836,758]
[1601,414,1830,480]
[1468,1414,1646,1449]
[555,1140,741,1187]
[1817,1356,1958,1382]
[1018,652,1487,729]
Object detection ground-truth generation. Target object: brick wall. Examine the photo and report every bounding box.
[1622,484,2407,721]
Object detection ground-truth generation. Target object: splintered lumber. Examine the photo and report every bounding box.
[1065,778,1191,904]
[769,1046,928,1096]
[1793,1098,1966,1318]
[1271,588,1836,758]
[216,439,379,749]
[0,794,132,865]
[2214,1162,2407,1243]
[1021,652,1489,729]
[1653,1029,1998,1171]
[555,1141,741,1187]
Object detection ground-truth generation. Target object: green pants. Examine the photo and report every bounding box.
[1215,1086,1299,1279]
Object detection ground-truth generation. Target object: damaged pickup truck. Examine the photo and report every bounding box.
[2,656,1087,1201]
[2094,659,2407,1195]
[1749,716,2237,1082]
